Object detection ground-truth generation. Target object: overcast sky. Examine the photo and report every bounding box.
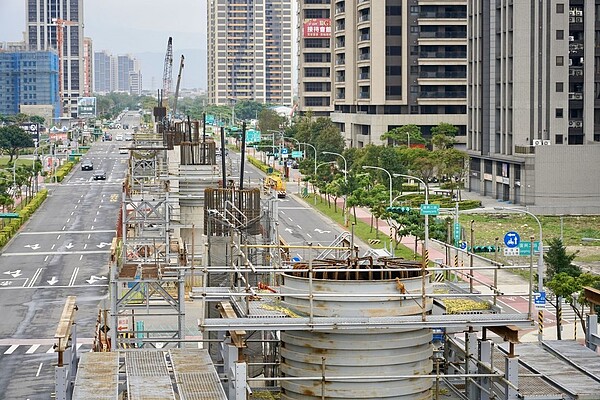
[0,0,206,54]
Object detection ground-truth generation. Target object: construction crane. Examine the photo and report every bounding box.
[52,18,77,114]
[162,37,173,110]
[172,55,185,119]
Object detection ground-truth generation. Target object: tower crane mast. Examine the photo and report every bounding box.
[162,37,174,109]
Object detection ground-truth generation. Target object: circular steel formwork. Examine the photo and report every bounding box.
[279,260,434,400]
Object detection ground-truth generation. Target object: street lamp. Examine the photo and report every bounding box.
[495,206,544,342]
[362,165,393,207]
[322,151,348,226]
[393,173,429,252]
[301,142,318,205]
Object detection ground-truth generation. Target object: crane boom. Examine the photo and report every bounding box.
[172,55,185,119]
[162,37,173,109]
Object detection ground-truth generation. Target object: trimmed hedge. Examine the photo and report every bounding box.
[54,161,75,182]
[247,155,281,177]
[0,189,48,248]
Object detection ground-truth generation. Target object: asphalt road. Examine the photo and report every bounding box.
[229,150,352,261]
[0,141,127,399]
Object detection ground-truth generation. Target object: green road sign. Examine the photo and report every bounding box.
[0,213,20,219]
[291,150,303,158]
[518,241,540,256]
[453,222,461,244]
[420,204,440,216]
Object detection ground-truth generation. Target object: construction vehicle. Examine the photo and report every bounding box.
[264,175,286,198]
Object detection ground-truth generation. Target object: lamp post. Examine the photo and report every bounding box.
[495,206,544,342]
[362,165,393,207]
[301,142,318,205]
[393,173,429,252]
[322,151,348,226]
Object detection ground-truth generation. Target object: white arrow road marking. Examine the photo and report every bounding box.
[285,228,293,233]
[47,276,58,285]
[4,270,22,278]
[314,228,331,234]
[86,275,107,284]
[65,243,74,249]
[24,244,41,250]
[96,242,111,248]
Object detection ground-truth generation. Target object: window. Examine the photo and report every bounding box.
[555,134,563,144]
[556,108,563,118]
[556,3,564,13]
[556,56,564,66]
[556,30,564,40]
[556,82,564,92]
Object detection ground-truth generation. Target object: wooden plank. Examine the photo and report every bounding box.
[584,286,600,306]
[55,296,77,352]
[217,302,246,348]
[487,325,520,343]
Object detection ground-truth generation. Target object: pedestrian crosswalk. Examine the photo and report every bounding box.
[1,343,92,357]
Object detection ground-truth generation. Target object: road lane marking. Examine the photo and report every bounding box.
[306,233,312,238]
[297,225,302,230]
[2,250,110,256]
[36,363,43,376]
[27,268,43,288]
[51,244,55,250]
[69,267,79,286]
[4,345,18,354]
[26,345,40,354]
[288,217,293,221]
[21,230,115,235]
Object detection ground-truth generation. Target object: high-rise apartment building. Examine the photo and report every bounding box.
[297,1,333,116]
[467,1,600,213]
[25,0,84,118]
[0,51,60,119]
[321,1,467,147]
[82,37,93,96]
[93,52,141,95]
[117,55,135,92]
[207,0,293,106]
[94,51,112,94]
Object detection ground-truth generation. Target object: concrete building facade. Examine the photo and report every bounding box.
[93,51,112,94]
[327,0,467,148]
[297,0,333,116]
[25,0,84,118]
[82,37,93,96]
[0,51,60,120]
[467,0,600,214]
[207,0,293,106]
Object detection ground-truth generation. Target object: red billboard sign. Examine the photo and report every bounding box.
[303,18,331,38]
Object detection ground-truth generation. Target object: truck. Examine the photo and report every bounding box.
[264,175,286,198]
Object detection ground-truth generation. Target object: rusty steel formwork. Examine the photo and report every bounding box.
[204,187,262,236]
[279,259,434,400]
[180,140,216,165]
[164,120,200,149]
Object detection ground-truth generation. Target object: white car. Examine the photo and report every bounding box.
[115,133,124,141]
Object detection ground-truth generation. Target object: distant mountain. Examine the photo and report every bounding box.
[135,48,206,91]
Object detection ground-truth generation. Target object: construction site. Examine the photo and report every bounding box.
[41,111,598,400]
[43,36,600,400]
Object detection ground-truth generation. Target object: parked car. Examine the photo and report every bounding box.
[81,160,94,171]
[115,133,124,141]
[93,170,107,180]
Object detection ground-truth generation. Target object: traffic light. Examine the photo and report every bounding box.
[386,206,412,214]
[472,245,499,253]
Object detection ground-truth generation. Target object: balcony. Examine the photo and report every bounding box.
[568,92,583,100]
[359,91,370,99]
[419,11,467,19]
[359,34,371,41]
[419,71,466,79]
[358,73,370,80]
[419,91,466,98]
[419,51,466,59]
[419,31,467,39]
[358,14,371,23]
[358,53,371,61]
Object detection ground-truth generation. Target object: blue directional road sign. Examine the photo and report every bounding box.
[504,231,521,248]
[459,241,467,250]
[534,291,546,309]
[281,147,289,155]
